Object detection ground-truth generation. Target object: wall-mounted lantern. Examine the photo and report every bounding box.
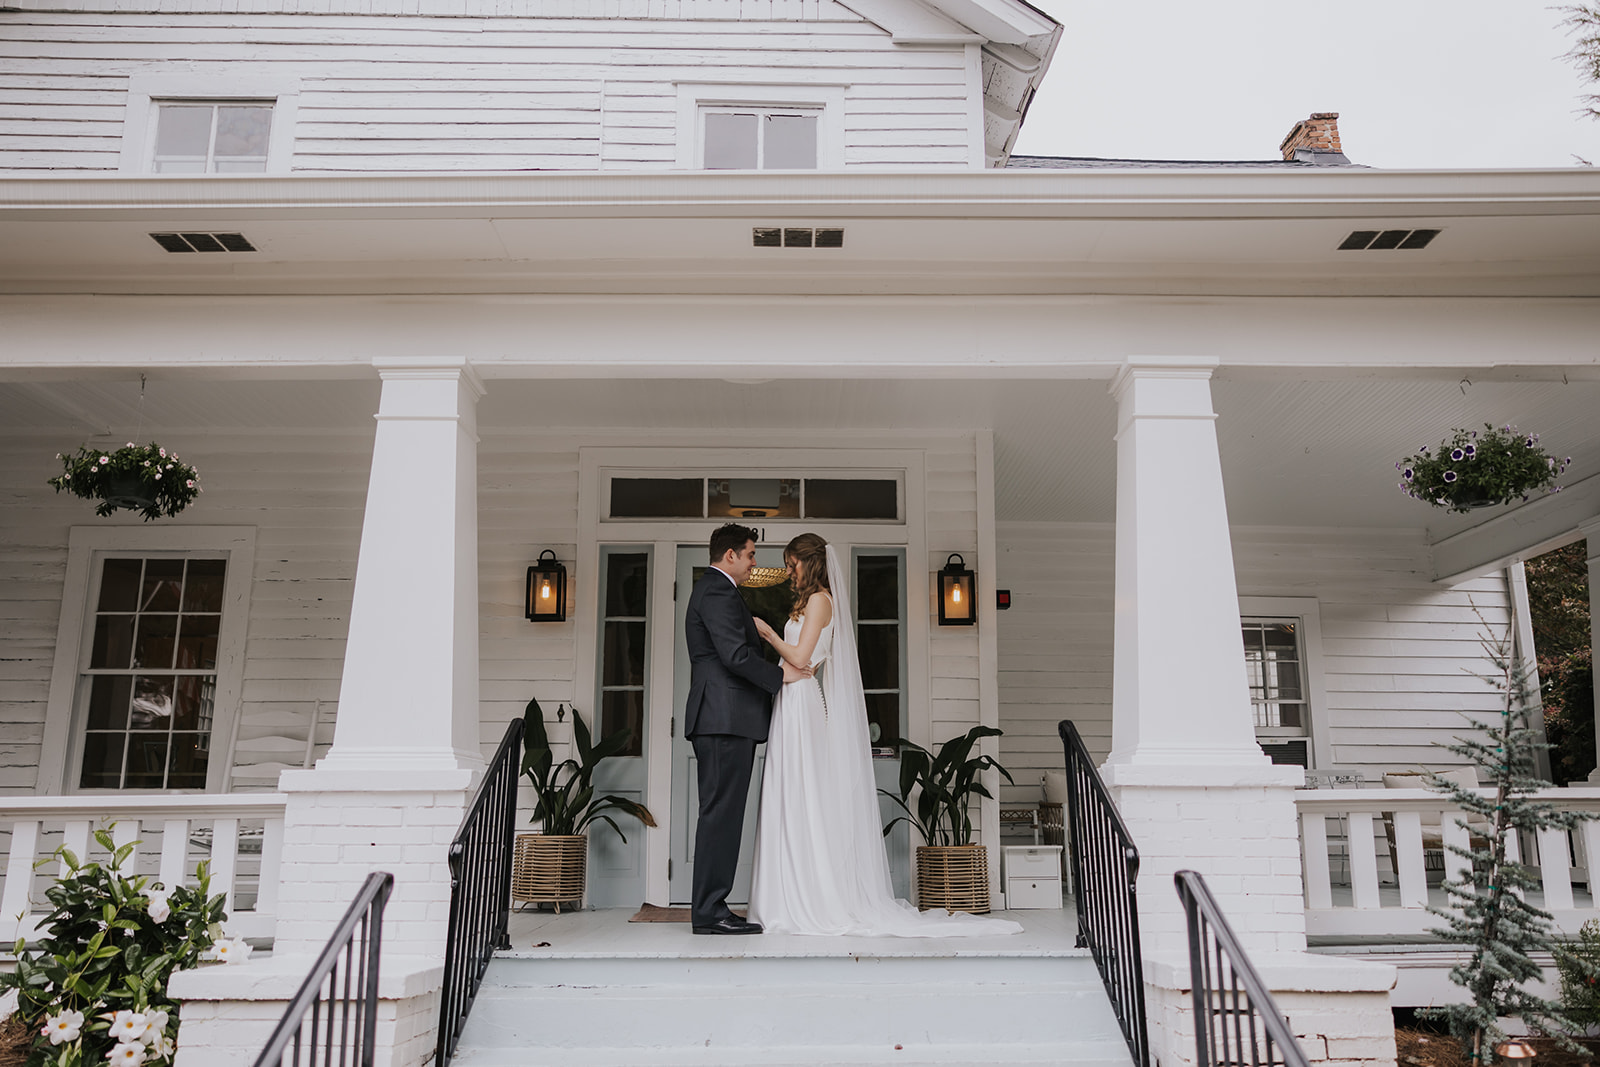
[526,550,568,622]
[937,553,975,626]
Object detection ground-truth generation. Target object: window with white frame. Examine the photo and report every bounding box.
[702,107,820,170]
[43,528,255,794]
[1238,598,1327,769]
[151,101,274,173]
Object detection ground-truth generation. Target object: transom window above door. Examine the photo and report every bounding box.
[605,475,901,522]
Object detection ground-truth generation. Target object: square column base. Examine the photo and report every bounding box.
[170,953,443,1067]
[1144,951,1397,1067]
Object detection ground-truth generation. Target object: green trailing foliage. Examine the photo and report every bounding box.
[520,696,656,840]
[0,827,227,1067]
[878,725,1014,847]
[47,443,201,521]
[1420,612,1598,1063]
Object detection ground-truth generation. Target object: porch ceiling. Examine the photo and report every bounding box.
[5,372,1597,547]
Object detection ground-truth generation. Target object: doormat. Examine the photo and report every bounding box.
[628,904,746,923]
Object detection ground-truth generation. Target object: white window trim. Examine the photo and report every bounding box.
[40,526,257,795]
[120,74,299,174]
[1239,595,1330,770]
[675,82,847,170]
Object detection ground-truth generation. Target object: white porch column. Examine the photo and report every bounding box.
[173,359,486,1067]
[1100,358,1394,1067]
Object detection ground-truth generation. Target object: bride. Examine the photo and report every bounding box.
[747,533,1021,938]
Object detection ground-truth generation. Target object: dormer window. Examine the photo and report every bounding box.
[702,108,819,170]
[152,102,273,174]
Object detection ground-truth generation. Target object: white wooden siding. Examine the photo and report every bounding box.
[994,521,1516,803]
[0,12,976,174]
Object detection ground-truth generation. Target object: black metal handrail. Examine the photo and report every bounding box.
[1059,720,1148,1067]
[1175,870,1310,1067]
[254,871,393,1067]
[436,717,525,1066]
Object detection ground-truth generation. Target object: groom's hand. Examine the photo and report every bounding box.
[781,661,813,683]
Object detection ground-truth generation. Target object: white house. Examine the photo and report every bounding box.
[3,2,1600,1064]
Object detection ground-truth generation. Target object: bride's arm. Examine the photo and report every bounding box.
[754,593,833,670]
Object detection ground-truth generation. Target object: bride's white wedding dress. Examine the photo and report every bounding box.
[747,546,1021,938]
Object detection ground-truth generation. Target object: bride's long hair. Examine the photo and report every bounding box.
[784,533,830,619]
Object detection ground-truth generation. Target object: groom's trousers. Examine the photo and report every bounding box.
[690,732,758,927]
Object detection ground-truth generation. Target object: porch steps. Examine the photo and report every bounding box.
[450,942,1131,1067]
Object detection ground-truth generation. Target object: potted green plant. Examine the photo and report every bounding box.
[1396,424,1571,514]
[48,442,202,521]
[514,697,656,912]
[879,724,1014,914]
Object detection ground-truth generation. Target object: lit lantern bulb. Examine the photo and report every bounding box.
[952,587,961,603]
[540,580,552,600]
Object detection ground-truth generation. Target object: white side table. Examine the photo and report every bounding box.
[1004,844,1063,909]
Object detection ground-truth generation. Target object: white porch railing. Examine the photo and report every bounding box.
[1297,786,1600,939]
[0,795,288,945]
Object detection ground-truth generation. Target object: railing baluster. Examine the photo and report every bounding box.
[159,818,189,890]
[1393,810,1427,908]
[1346,812,1379,909]
[1299,813,1332,910]
[1058,721,1147,1067]
[1177,870,1311,1067]
[61,820,89,877]
[436,718,524,1066]
[253,872,393,1067]
[2,819,40,938]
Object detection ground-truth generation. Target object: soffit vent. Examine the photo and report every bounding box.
[1338,228,1440,251]
[753,227,844,249]
[149,232,257,253]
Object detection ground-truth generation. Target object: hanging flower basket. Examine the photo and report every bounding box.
[48,442,202,521]
[1396,424,1570,515]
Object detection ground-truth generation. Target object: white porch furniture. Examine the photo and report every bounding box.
[1003,844,1064,909]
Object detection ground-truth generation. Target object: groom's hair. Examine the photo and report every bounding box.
[709,523,760,564]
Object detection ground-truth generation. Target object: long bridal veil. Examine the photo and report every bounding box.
[816,545,1020,936]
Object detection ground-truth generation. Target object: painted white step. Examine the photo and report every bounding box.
[450,954,1133,1067]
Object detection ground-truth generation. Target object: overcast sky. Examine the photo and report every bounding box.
[1011,1,1600,169]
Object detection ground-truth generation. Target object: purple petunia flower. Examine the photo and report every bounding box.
[1463,444,1475,458]
[1403,468,1414,481]
[1450,448,1464,461]
[1443,471,1458,483]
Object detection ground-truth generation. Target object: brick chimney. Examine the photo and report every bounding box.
[1279,112,1349,164]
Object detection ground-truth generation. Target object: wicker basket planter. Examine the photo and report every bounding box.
[915,844,990,914]
[511,833,587,913]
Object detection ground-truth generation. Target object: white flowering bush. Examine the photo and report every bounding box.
[47,443,201,521]
[1396,424,1572,514]
[0,828,229,1067]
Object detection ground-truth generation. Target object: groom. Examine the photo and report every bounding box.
[685,523,809,934]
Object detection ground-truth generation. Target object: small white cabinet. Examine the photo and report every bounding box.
[1003,845,1063,909]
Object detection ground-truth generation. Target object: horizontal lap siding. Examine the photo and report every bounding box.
[994,522,1515,803]
[0,12,974,174]
[926,443,980,748]
[0,429,373,795]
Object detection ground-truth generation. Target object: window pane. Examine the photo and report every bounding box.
[176,613,220,670]
[130,675,175,730]
[610,478,703,518]
[602,622,647,686]
[855,556,899,619]
[183,559,227,612]
[600,690,644,758]
[125,735,169,789]
[704,112,758,169]
[79,734,126,789]
[86,675,132,730]
[856,625,899,691]
[1263,624,1298,654]
[1270,660,1303,701]
[142,560,184,612]
[134,615,178,670]
[166,734,210,788]
[98,559,142,611]
[1240,625,1266,653]
[215,106,271,158]
[708,478,799,519]
[604,554,650,618]
[173,675,210,731]
[865,693,899,746]
[764,113,817,170]
[155,105,213,157]
[152,159,207,174]
[805,479,897,520]
[90,614,135,669]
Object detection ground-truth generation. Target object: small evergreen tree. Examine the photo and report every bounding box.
[1421,610,1596,1063]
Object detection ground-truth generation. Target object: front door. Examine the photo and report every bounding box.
[667,545,793,905]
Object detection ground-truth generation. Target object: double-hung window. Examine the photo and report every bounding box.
[1238,597,1328,769]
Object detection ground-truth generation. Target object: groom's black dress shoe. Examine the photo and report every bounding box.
[692,916,763,935]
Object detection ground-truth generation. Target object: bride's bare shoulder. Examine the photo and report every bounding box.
[806,590,834,624]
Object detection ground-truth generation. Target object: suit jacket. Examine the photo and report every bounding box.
[684,567,783,741]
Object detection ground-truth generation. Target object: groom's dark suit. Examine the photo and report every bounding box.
[684,566,783,928]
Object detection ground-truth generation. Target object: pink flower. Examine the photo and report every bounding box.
[185,480,195,489]
[98,456,110,465]
[158,449,166,458]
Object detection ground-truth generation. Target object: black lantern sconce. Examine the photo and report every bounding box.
[526,550,568,622]
[937,553,975,626]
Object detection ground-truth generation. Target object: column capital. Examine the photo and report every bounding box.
[1577,515,1600,558]
[1108,356,1220,400]
[371,356,486,397]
